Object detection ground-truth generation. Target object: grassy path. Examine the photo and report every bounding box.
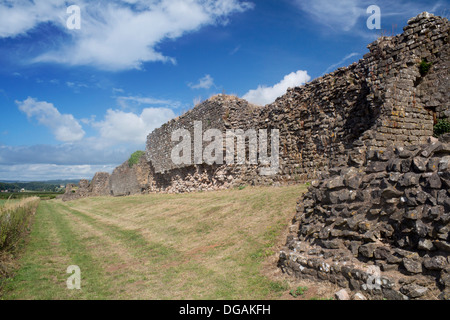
[2,185,310,300]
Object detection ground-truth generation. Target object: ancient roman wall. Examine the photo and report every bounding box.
[109,156,152,197]
[64,13,448,199]
[144,13,448,193]
[279,135,450,300]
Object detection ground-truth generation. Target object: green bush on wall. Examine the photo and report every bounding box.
[128,151,145,168]
[434,119,450,137]
[419,60,432,76]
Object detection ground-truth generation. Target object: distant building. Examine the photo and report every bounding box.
[20,188,25,193]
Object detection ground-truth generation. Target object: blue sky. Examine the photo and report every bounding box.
[0,0,448,181]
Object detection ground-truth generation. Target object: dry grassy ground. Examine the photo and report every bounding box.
[1,185,336,300]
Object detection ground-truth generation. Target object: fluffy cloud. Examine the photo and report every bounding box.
[92,107,176,145]
[16,97,85,142]
[0,103,177,181]
[0,0,253,70]
[0,140,140,168]
[242,70,311,106]
[188,74,215,89]
[0,0,64,38]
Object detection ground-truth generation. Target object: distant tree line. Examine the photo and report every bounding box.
[0,182,62,192]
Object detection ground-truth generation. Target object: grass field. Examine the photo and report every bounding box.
[1,184,336,300]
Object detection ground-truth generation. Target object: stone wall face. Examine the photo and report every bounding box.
[89,172,111,197]
[147,96,259,174]
[62,178,102,201]
[109,156,152,197]
[143,13,448,192]
[279,135,450,300]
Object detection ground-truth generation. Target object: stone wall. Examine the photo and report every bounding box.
[144,13,449,192]
[62,178,96,201]
[147,95,259,174]
[89,172,111,197]
[109,156,152,197]
[64,13,448,199]
[279,134,450,300]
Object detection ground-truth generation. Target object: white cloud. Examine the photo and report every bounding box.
[66,81,88,89]
[10,96,177,170]
[230,45,241,55]
[0,0,64,38]
[16,97,85,142]
[116,95,179,110]
[188,74,215,90]
[0,0,253,71]
[294,0,446,33]
[0,163,117,181]
[242,70,311,106]
[92,107,176,145]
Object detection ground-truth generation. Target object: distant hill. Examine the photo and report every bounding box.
[0,180,81,192]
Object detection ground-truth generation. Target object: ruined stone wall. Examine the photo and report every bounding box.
[147,96,259,174]
[279,135,450,300]
[145,13,449,192]
[109,156,152,197]
[62,178,96,201]
[89,172,111,197]
[65,13,448,198]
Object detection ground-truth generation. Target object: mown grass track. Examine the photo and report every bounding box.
[2,185,315,300]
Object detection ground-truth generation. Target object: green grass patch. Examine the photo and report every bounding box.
[2,202,114,300]
[289,286,308,298]
[3,184,309,300]
[0,198,40,252]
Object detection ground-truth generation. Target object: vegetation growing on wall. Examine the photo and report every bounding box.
[434,118,450,137]
[419,59,432,76]
[128,151,145,168]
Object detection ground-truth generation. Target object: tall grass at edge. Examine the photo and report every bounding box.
[0,197,40,252]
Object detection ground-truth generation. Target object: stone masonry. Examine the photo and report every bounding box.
[279,134,450,300]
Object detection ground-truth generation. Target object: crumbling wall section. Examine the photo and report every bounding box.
[109,156,152,197]
[279,135,450,300]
